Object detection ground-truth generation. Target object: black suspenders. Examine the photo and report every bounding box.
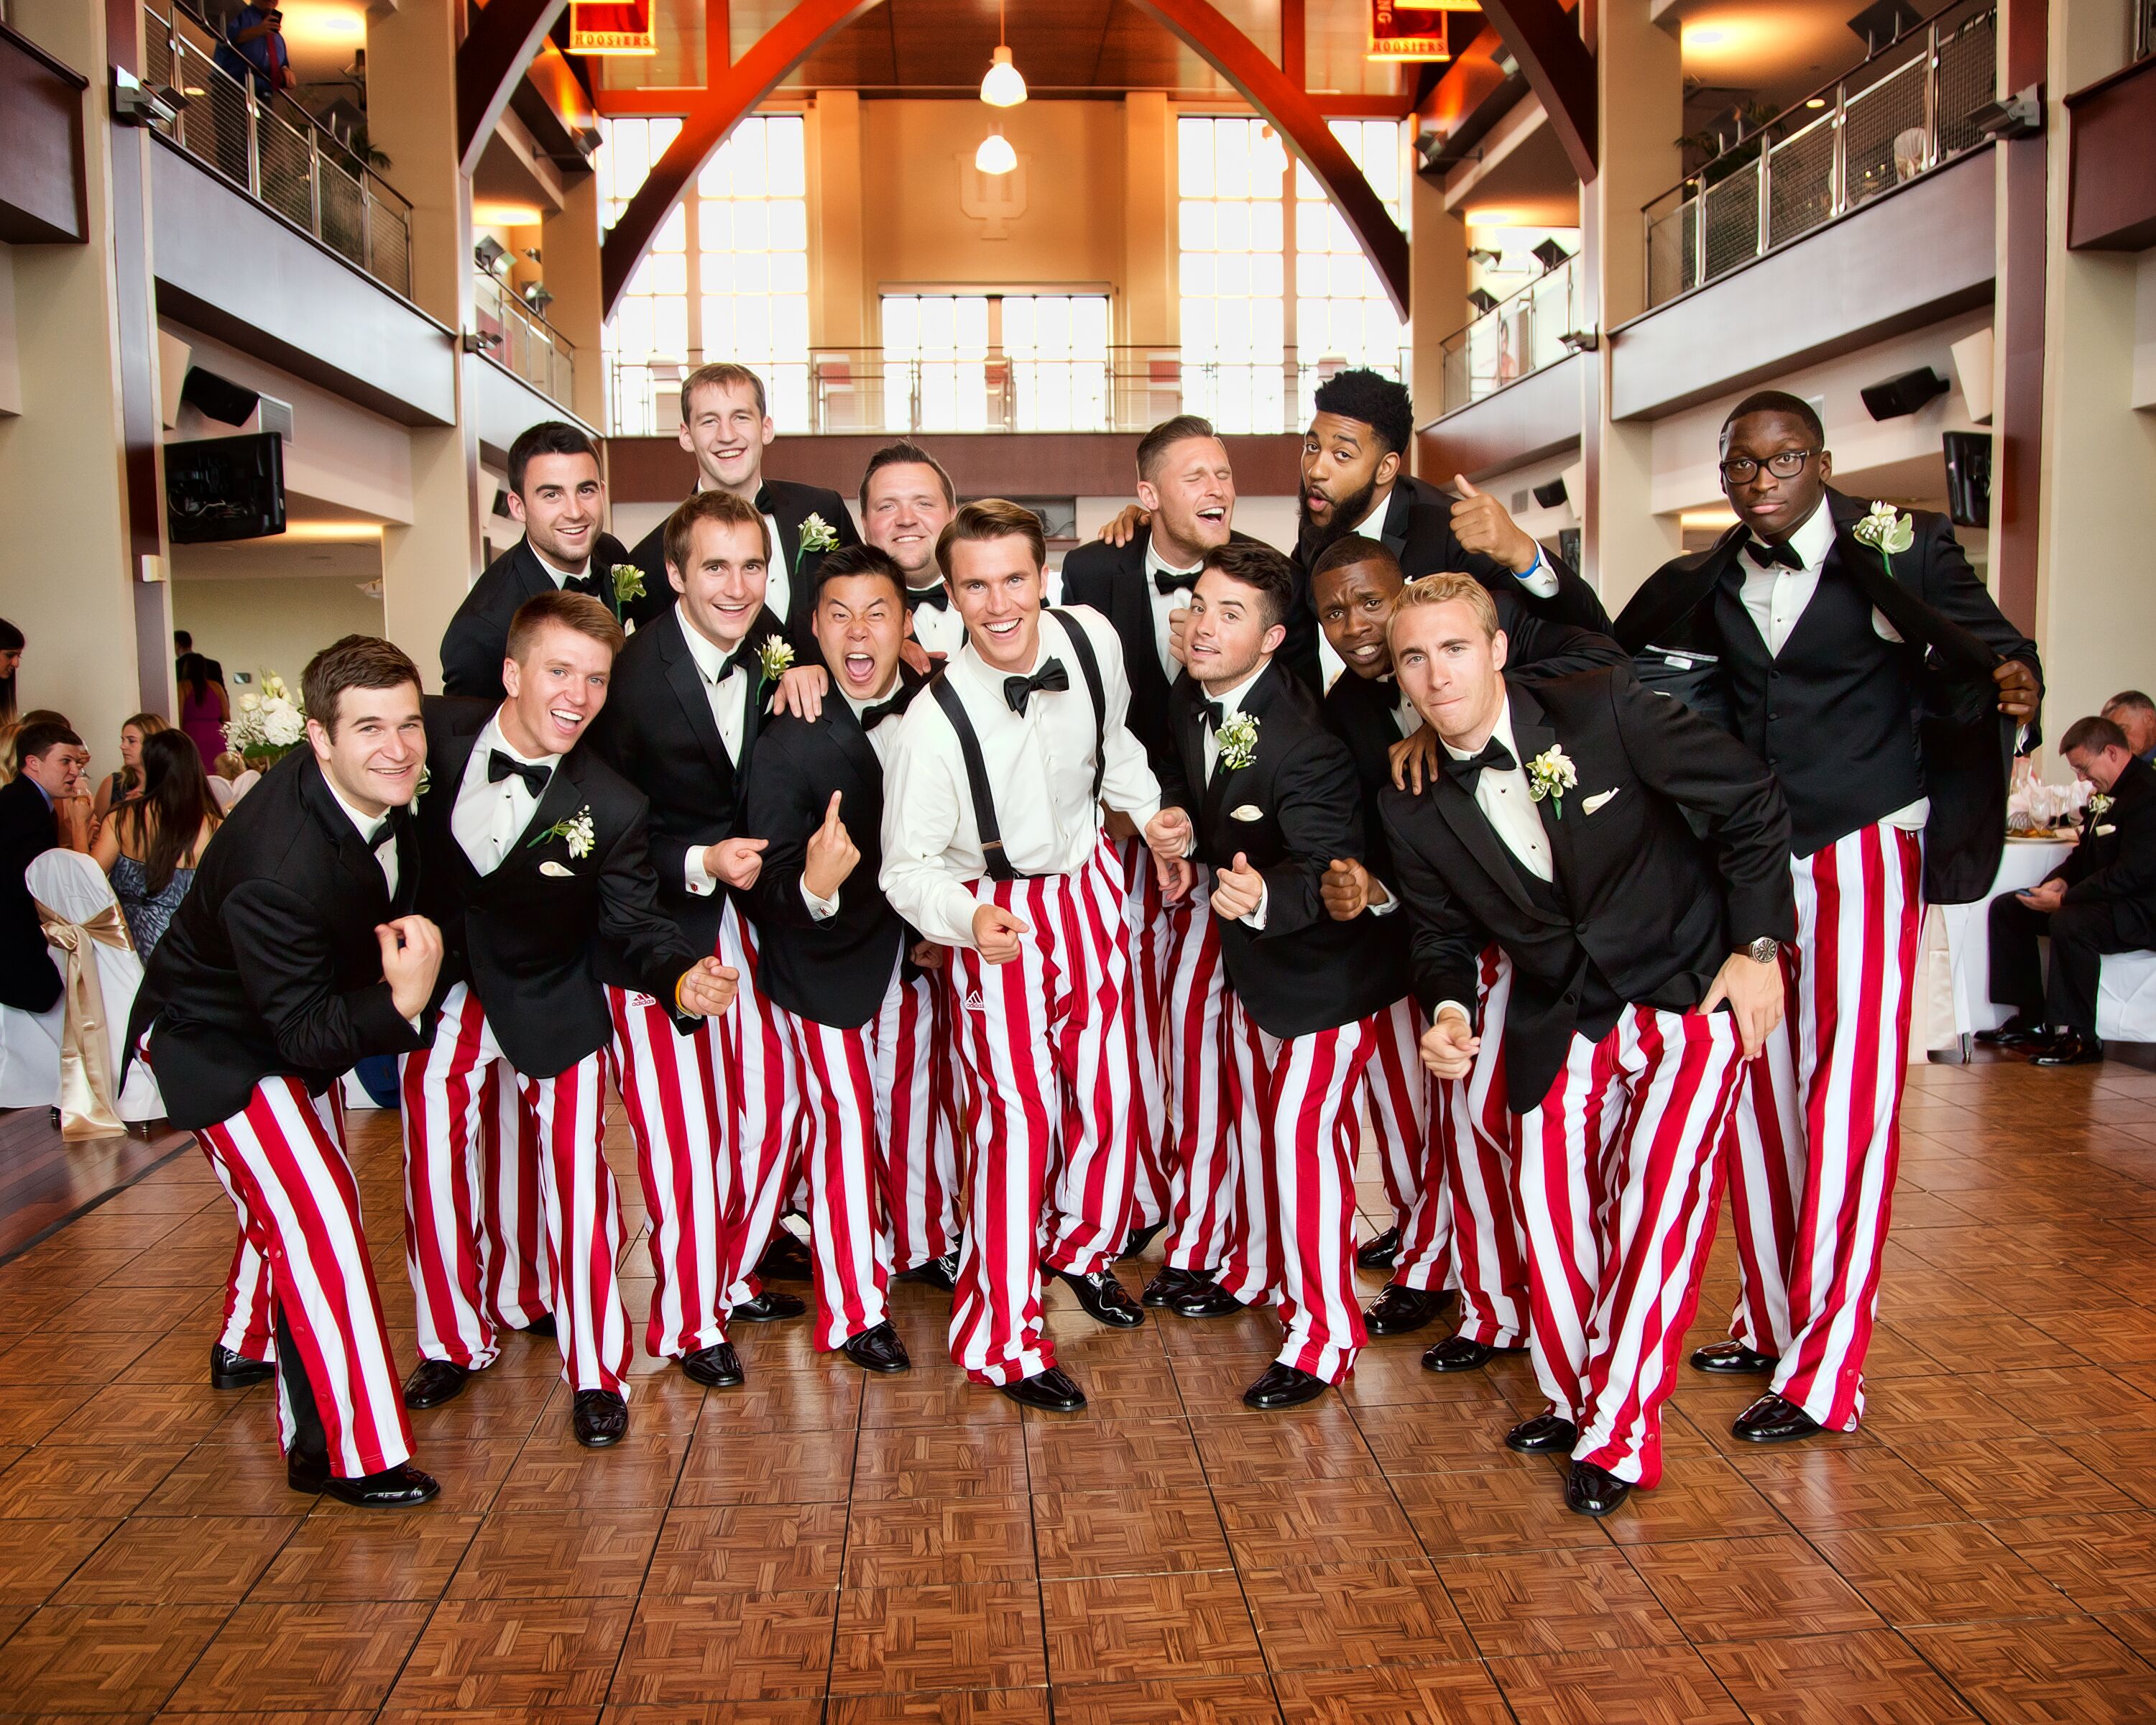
[926,608,1107,883]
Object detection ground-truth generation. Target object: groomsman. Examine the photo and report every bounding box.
[1382,576,1795,1514]
[1617,390,2042,1445]
[400,592,737,1447]
[589,489,813,1389]
[861,441,965,663]
[1146,543,1406,1407]
[627,362,861,653]
[441,422,649,700]
[126,636,441,1506]
[880,500,1184,1409]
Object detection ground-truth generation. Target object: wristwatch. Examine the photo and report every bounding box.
[1743,936,1780,965]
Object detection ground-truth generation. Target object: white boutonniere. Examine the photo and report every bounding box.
[1216,712,1259,772]
[1851,500,1916,577]
[528,806,595,860]
[2088,793,2114,822]
[757,637,796,691]
[1526,745,1578,817]
[610,563,646,615]
[798,513,839,555]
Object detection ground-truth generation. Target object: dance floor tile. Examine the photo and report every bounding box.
[0,1602,224,1712]
[492,1428,689,1512]
[1599,1455,1792,1547]
[1021,1417,1205,1491]
[609,1591,837,1703]
[0,1445,187,1519]
[165,1601,433,1712]
[1904,1619,2156,1722]
[829,1581,1047,1694]
[842,1493,1036,1586]
[1806,1523,2070,1625]
[1350,1394,1544,1473]
[1981,1511,2156,1614]
[859,1375,1022,1430]
[671,1425,857,1505]
[0,1517,124,1606]
[1238,1559,1473,1672]
[1390,1461,1613,1556]
[443,1506,663,1599]
[691,1366,863,1433]
[1031,1486,1233,1578]
[1486,1645,1748,1724]
[54,1512,298,1605]
[1902,1435,2141,1519]
[1192,1411,1383,1482]
[383,1597,635,1711]
[1729,1445,1965,1533]
[642,1503,849,1593]
[1039,1571,1263,1685]
[1440,1545,1685,1658]
[1624,1535,1884,1643]
[1697,1629,1981,1722]
[824,1690,1052,1725]
[852,1427,1028,1501]
[1211,1480,1424,1570]
[1271,1662,1515,1724]
[1051,1674,1284,1725]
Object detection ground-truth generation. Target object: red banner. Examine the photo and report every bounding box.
[568,0,656,55]
[1368,1,1455,59]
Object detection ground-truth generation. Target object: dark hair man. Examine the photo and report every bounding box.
[0,720,91,1013]
[1616,387,2043,1450]
[860,441,964,664]
[2102,691,2156,765]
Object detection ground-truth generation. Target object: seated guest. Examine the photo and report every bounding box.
[2103,691,2156,766]
[92,712,170,826]
[94,730,223,959]
[209,750,252,811]
[1,720,93,1016]
[1984,715,2156,1067]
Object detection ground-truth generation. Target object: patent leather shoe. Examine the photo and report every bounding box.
[1355,1225,1401,1271]
[1142,1265,1208,1308]
[1363,1283,1453,1335]
[1505,1412,1579,1454]
[209,1343,275,1390]
[733,1289,807,1323]
[898,1251,959,1292]
[572,1388,630,1447]
[680,1342,744,1388]
[1422,1333,1497,1373]
[1059,1267,1146,1328]
[842,1321,911,1374]
[2033,1029,2104,1067]
[1976,1014,2050,1049]
[999,1366,1087,1412]
[401,1358,471,1409]
[757,1229,814,1281]
[1169,1277,1244,1319]
[1690,1340,1778,1376]
[1733,1393,1823,1445]
[1565,1460,1631,1517]
[1243,1362,1329,1409]
[287,1450,439,1506]
[518,1312,557,1340]
[1120,1217,1166,1261]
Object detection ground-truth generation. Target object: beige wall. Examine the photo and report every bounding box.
[171,564,388,699]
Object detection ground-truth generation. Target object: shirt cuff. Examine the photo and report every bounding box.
[1242,878,1268,932]
[1367,883,1401,917]
[1515,549,1560,599]
[684,848,717,897]
[1432,1000,1470,1029]
[802,878,839,921]
[1117,796,1163,831]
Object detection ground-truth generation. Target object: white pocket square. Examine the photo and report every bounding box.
[1229,804,1264,822]
[1581,788,1621,816]
[2098,824,2117,837]
[539,860,576,878]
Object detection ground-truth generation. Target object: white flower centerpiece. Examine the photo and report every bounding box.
[222,671,307,769]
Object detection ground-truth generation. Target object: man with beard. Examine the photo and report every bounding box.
[862,441,965,665]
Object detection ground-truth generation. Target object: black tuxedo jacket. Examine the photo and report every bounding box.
[0,773,62,1012]
[1060,527,1318,771]
[628,477,861,656]
[439,533,650,701]
[1158,660,1406,1039]
[739,671,927,1029]
[125,752,425,1130]
[2054,756,2156,946]
[413,699,694,1077]
[1616,487,2042,903]
[1380,671,1797,1110]
[587,602,787,958]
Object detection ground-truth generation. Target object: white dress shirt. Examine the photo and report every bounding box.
[678,607,757,898]
[533,550,589,589]
[1143,537,1204,680]
[1194,667,1274,930]
[323,776,400,898]
[1431,699,1552,1029]
[452,714,553,876]
[906,579,967,658]
[880,604,1162,949]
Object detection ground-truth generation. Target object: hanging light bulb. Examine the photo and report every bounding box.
[975,126,1018,175]
[980,0,1026,106]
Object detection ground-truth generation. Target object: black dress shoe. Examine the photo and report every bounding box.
[1141,1265,1208,1308]
[1733,1394,1823,1444]
[1506,1412,1579,1454]
[401,1358,471,1409]
[1169,1277,1244,1318]
[517,1312,557,1340]
[2033,1029,2104,1067]
[286,1450,438,1506]
[209,1343,275,1390]
[999,1366,1087,1411]
[1243,1362,1329,1409]
[680,1341,745,1388]
[732,1289,807,1323]
[1355,1225,1401,1271]
[1690,1340,1778,1376]
[1422,1333,1497,1373]
[1120,1217,1166,1261]
[572,1388,630,1447]
[756,1228,814,1282]
[1364,1283,1454,1336]
[898,1251,959,1292]
[842,1321,911,1374]
[1976,1014,2050,1049]
[1057,1267,1146,1328]
[1565,1460,1631,1517]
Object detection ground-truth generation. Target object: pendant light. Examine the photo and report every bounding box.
[980,0,1026,106]
[975,126,1018,175]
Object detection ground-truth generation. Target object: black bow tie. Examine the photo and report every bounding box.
[1447,736,1517,794]
[562,569,603,597]
[860,691,911,730]
[906,584,949,612]
[1153,564,1202,596]
[488,750,551,796]
[717,640,765,684]
[1197,699,1225,732]
[363,817,395,852]
[1744,537,1804,571]
[1004,660,1070,714]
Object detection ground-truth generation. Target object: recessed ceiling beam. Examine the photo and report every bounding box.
[457,0,571,177]
[1472,0,1597,180]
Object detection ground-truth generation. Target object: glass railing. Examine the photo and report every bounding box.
[1433,257,1580,418]
[606,347,1416,438]
[140,0,413,301]
[473,273,576,409]
[1641,0,1996,310]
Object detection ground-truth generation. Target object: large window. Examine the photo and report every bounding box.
[878,293,1110,431]
[598,115,809,435]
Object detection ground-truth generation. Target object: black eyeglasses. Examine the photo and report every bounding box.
[1720,449,1819,485]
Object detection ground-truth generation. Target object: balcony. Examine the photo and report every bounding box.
[1433,256,1583,419]
[473,271,576,410]
[1641,0,1997,311]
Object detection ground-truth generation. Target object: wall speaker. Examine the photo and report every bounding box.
[179,366,259,427]
[1943,430,1991,530]
[1861,366,1950,420]
[1532,477,1568,510]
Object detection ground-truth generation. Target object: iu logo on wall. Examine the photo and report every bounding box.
[569,0,657,55]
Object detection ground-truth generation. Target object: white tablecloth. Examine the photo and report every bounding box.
[1925,837,2073,1051]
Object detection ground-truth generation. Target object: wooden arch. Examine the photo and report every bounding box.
[457,0,571,177]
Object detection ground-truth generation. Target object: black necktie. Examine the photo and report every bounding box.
[1197,699,1225,732]
[1447,736,1517,794]
[1744,537,1803,571]
[1153,564,1201,596]
[1005,660,1070,714]
[488,750,550,796]
[906,584,949,612]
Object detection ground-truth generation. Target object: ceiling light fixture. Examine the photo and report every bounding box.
[975,126,1017,175]
[981,0,1027,106]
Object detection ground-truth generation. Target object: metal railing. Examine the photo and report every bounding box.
[1642,0,1996,310]
[141,0,413,300]
[1434,257,1580,417]
[607,347,1416,438]
[474,273,576,408]
[2139,0,2155,61]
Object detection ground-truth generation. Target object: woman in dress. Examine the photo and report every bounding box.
[92,712,170,826]
[94,730,222,958]
[175,652,230,773]
[0,617,21,727]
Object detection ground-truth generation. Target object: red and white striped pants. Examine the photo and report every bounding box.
[1117,838,1172,1231]
[1216,998,1382,1386]
[1515,1005,1746,1488]
[1156,876,1240,1273]
[1723,822,1922,1431]
[880,967,962,1272]
[210,1154,274,1363]
[946,837,1141,1384]
[711,903,803,1321]
[197,1076,412,1477]
[1364,995,1434,1242]
[402,983,631,1394]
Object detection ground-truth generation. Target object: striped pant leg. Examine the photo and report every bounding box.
[1160,884,1238,1274]
[522,1052,632,1395]
[1363,994,1432,1239]
[398,983,504,1370]
[1118,835,1171,1231]
[607,986,728,1359]
[1429,952,1531,1345]
[1769,822,1925,1430]
[1571,1007,1747,1488]
[475,1060,552,1330]
[877,969,960,1271]
[1213,992,1279,1307]
[948,874,1063,1385]
[790,999,896,1351]
[714,903,802,1315]
[198,1077,412,1477]
[1722,1007,1803,1358]
[1263,1013,1383,1385]
[207,1151,275,1362]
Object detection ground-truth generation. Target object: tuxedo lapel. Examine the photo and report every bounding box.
[826,696,881,788]
[299,760,393,914]
[516,755,586,859]
[1378,482,1413,558]
[1432,773,1544,919]
[1824,489,1994,676]
[660,610,737,780]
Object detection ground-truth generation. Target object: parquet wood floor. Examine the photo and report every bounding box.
[3,1058,2156,1719]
